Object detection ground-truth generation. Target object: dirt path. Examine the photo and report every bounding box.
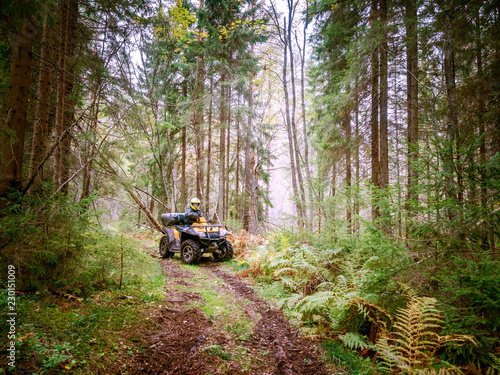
[128,257,332,375]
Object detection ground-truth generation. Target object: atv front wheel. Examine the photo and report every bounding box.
[213,239,234,262]
[180,239,201,264]
[159,235,174,258]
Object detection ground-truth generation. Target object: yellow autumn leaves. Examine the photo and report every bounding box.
[153,0,266,47]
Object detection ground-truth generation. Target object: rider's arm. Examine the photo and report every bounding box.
[185,208,201,222]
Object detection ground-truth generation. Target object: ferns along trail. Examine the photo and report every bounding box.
[0,0,499,373]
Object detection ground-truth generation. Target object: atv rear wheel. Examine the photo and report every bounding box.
[159,235,174,258]
[180,239,201,264]
[213,239,234,262]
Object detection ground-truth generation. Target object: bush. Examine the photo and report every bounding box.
[0,188,136,293]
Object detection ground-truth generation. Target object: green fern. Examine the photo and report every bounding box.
[339,332,373,351]
[490,353,500,370]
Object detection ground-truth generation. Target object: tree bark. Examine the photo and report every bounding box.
[54,0,77,193]
[371,0,380,220]
[287,4,306,223]
[181,80,187,207]
[379,0,389,191]
[297,13,313,227]
[443,0,458,218]
[0,18,37,199]
[219,73,226,220]
[406,0,419,206]
[243,77,253,231]
[225,83,231,218]
[53,0,68,189]
[205,75,213,218]
[251,152,259,233]
[283,17,303,224]
[249,41,258,233]
[355,90,360,232]
[235,92,241,219]
[344,109,352,234]
[476,7,486,209]
[29,16,54,189]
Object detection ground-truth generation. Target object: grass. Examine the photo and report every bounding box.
[173,263,254,336]
[1,232,166,374]
[170,261,267,372]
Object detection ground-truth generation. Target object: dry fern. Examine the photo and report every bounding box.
[375,296,475,374]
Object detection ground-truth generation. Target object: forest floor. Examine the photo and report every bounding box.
[8,233,335,374]
[115,241,333,374]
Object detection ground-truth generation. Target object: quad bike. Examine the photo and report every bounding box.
[159,213,234,264]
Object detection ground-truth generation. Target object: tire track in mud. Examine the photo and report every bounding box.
[129,258,330,375]
[206,264,330,375]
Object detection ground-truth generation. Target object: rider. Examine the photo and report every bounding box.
[185,197,204,224]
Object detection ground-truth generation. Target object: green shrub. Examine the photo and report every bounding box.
[0,189,138,293]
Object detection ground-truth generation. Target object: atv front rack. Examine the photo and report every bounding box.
[192,224,228,238]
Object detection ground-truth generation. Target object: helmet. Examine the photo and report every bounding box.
[190,197,201,210]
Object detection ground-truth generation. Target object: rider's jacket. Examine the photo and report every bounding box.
[185,205,203,225]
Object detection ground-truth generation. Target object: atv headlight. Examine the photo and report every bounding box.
[198,232,207,238]
[220,229,229,237]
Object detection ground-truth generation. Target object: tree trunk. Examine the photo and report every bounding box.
[193,55,204,200]
[219,74,226,220]
[344,109,352,234]
[331,162,336,222]
[443,0,458,219]
[243,77,253,231]
[250,152,259,233]
[81,81,99,201]
[298,13,312,228]
[225,84,231,217]
[180,80,188,207]
[206,75,213,218]
[0,18,37,199]
[61,0,77,191]
[54,0,68,189]
[379,0,389,192]
[355,92,360,232]
[29,16,54,189]
[235,92,241,219]
[54,0,78,193]
[371,0,380,220]
[476,8,486,209]
[283,17,303,225]
[406,0,419,206]
[287,6,306,223]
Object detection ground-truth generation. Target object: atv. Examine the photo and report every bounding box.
[158,213,234,264]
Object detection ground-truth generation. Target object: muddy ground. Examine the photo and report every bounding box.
[124,256,333,375]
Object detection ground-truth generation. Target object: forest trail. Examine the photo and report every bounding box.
[124,256,332,375]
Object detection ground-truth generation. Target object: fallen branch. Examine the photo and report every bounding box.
[134,186,168,210]
[123,185,162,232]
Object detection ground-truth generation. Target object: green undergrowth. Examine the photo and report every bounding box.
[0,231,166,374]
[240,224,500,374]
